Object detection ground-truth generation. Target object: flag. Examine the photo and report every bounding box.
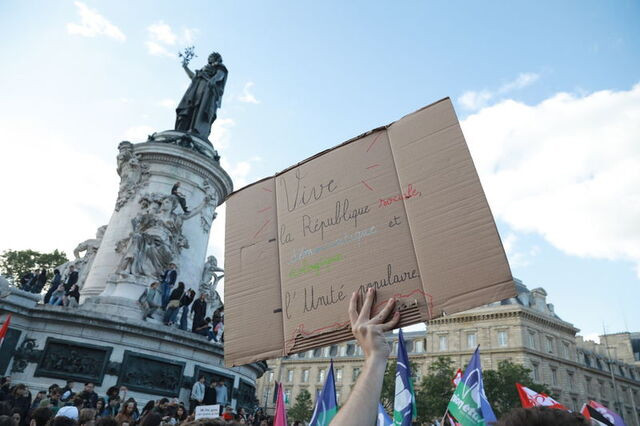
[0,314,10,345]
[272,381,279,403]
[309,360,338,426]
[446,413,461,426]
[447,347,496,425]
[273,383,288,426]
[515,383,568,410]
[377,402,393,426]
[393,329,417,426]
[452,369,463,387]
[581,400,625,426]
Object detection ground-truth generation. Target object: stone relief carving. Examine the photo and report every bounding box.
[57,225,107,289]
[115,142,150,211]
[119,351,184,396]
[115,192,213,279]
[34,339,112,384]
[11,338,39,373]
[199,181,219,233]
[199,255,223,311]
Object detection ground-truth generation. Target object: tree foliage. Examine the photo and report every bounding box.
[415,356,456,423]
[288,388,313,422]
[483,359,553,417]
[0,249,68,283]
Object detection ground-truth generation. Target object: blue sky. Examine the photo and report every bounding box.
[0,1,638,339]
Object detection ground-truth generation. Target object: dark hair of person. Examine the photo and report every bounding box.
[72,396,84,407]
[0,415,13,426]
[78,409,96,426]
[495,407,590,426]
[175,405,187,422]
[139,401,154,418]
[139,413,162,426]
[96,398,105,410]
[11,384,26,398]
[54,270,60,275]
[84,383,93,387]
[47,416,79,426]
[158,398,169,405]
[31,407,53,426]
[95,417,117,426]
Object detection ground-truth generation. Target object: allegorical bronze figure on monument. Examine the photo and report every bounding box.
[175,49,228,141]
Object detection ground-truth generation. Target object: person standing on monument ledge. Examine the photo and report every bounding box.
[171,182,189,213]
[175,51,228,140]
[160,263,178,309]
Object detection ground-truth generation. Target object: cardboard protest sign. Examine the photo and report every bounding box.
[224,98,515,367]
[195,405,220,419]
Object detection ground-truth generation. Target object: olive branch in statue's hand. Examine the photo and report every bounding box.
[178,46,197,67]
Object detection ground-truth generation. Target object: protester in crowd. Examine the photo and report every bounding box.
[19,271,34,291]
[152,399,169,417]
[331,288,399,426]
[189,377,205,415]
[94,399,106,419]
[95,417,118,426]
[138,402,154,421]
[171,182,189,214]
[192,318,215,341]
[48,284,66,306]
[41,389,62,414]
[163,282,185,326]
[78,409,96,426]
[30,392,46,411]
[201,381,216,407]
[160,264,178,310]
[24,270,39,293]
[172,406,186,425]
[63,285,80,308]
[65,266,78,292]
[60,381,75,403]
[221,406,233,422]
[190,294,207,333]
[177,289,195,331]
[213,382,227,407]
[139,412,161,426]
[496,406,589,425]
[49,416,78,426]
[103,398,119,419]
[0,377,11,401]
[8,384,31,426]
[114,401,134,426]
[32,269,47,294]
[44,270,62,305]
[78,384,97,409]
[138,282,161,321]
[29,407,52,426]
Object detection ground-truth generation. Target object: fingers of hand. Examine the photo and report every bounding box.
[370,297,396,324]
[348,291,359,327]
[380,311,401,332]
[358,288,375,322]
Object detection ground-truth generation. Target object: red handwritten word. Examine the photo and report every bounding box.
[378,183,422,208]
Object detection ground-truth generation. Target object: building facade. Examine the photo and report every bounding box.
[255,280,640,425]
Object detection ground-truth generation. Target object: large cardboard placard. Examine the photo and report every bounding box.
[224,98,515,367]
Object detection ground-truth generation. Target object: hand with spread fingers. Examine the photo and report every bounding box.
[331,288,401,426]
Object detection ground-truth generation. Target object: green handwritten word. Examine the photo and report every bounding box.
[288,226,376,264]
[288,254,344,279]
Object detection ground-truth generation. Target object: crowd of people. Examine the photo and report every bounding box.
[0,378,264,426]
[16,261,223,343]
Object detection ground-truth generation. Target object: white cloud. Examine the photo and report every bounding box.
[461,83,640,277]
[145,21,198,58]
[459,72,540,111]
[238,82,260,104]
[158,99,176,109]
[123,125,155,141]
[209,118,235,149]
[0,120,116,258]
[66,2,125,42]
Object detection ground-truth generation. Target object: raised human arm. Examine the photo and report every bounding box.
[183,64,195,80]
[330,288,400,426]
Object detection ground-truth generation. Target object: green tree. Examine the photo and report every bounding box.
[0,249,68,284]
[415,356,455,423]
[288,388,313,422]
[483,360,553,417]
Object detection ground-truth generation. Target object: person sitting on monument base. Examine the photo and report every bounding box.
[138,282,161,320]
[171,182,189,214]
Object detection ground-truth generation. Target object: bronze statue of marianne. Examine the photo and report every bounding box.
[175,52,228,141]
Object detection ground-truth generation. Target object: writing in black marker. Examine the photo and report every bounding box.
[302,199,370,240]
[303,283,346,313]
[280,168,338,213]
[358,264,419,297]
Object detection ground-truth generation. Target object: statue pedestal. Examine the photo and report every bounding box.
[80,132,232,316]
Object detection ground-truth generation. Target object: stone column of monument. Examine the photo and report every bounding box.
[81,50,232,318]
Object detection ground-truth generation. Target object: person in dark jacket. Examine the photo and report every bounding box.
[44,270,62,304]
[63,284,80,308]
[8,384,31,426]
[65,266,78,291]
[25,270,39,292]
[78,383,98,409]
[160,264,177,309]
[178,289,195,331]
[19,272,34,290]
[202,381,217,406]
[190,293,207,332]
[31,269,47,294]
[162,282,185,325]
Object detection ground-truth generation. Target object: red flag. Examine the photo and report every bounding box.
[0,314,11,345]
[273,382,288,426]
[515,383,568,410]
[451,368,462,387]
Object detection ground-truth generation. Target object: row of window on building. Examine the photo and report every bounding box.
[268,366,362,385]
